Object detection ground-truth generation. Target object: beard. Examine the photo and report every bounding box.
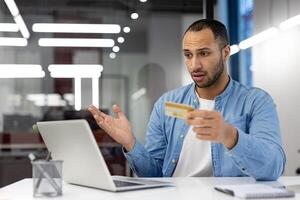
[192,55,224,88]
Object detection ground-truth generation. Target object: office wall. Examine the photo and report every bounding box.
[0,10,201,143]
[0,15,54,121]
[102,13,197,144]
[253,0,300,175]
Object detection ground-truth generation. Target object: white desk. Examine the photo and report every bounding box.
[1,177,300,199]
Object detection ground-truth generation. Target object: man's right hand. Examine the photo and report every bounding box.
[88,105,135,151]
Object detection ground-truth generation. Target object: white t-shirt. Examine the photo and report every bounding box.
[172,94,215,177]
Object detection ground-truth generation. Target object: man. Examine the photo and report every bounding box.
[88,19,285,181]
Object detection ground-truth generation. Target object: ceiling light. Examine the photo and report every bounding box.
[0,64,45,78]
[279,14,300,30]
[139,0,148,2]
[32,23,121,33]
[4,0,19,16]
[63,93,74,106]
[74,78,81,111]
[131,88,146,100]
[27,94,66,107]
[48,64,103,78]
[131,13,139,20]
[0,23,19,32]
[14,15,30,39]
[117,37,125,43]
[0,37,27,46]
[123,26,131,33]
[39,38,115,47]
[92,77,99,108]
[109,52,116,59]
[230,44,240,55]
[112,46,120,53]
[239,27,279,50]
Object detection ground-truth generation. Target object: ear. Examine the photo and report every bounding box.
[223,45,231,60]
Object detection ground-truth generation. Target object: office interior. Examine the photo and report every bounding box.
[0,0,300,188]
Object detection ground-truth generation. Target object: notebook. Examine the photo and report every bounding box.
[214,183,295,199]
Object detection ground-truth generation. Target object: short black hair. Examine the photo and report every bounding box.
[184,19,229,47]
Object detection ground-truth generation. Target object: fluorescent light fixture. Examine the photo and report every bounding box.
[239,27,279,50]
[131,13,139,20]
[49,64,103,110]
[4,0,19,16]
[230,44,240,55]
[63,93,74,105]
[39,38,115,47]
[279,14,300,30]
[0,64,45,78]
[0,37,27,46]
[0,23,19,32]
[123,26,131,33]
[117,37,125,43]
[131,88,146,100]
[48,64,103,78]
[27,94,66,107]
[32,23,121,34]
[92,78,99,108]
[112,46,120,53]
[109,52,116,59]
[27,94,45,106]
[74,78,81,111]
[140,0,148,2]
[14,15,30,39]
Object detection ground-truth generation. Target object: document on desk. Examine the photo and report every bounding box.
[214,183,295,199]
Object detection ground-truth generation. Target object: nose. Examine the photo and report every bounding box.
[190,56,202,71]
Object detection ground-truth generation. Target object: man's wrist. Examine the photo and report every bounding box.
[223,124,238,150]
[123,137,136,152]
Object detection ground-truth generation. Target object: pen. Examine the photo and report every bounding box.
[28,152,60,193]
[35,152,52,189]
[214,187,234,196]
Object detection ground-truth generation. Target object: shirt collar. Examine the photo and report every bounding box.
[215,76,233,101]
[189,75,233,105]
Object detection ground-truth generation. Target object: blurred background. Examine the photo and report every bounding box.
[0,0,300,187]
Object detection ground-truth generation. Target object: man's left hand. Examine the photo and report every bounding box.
[186,110,238,149]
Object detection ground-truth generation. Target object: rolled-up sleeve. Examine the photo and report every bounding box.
[227,92,286,181]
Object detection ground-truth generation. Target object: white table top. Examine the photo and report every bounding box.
[1,176,300,200]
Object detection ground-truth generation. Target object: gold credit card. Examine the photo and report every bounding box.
[165,101,194,119]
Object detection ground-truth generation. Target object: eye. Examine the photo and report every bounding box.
[200,51,210,57]
[184,53,192,59]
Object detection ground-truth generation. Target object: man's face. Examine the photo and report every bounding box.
[183,29,229,88]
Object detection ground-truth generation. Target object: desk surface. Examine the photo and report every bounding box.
[1,177,300,199]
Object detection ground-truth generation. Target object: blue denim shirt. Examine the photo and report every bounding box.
[124,78,286,181]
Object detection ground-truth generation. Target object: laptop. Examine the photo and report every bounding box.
[36,119,172,192]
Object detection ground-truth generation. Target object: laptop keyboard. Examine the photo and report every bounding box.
[113,180,143,188]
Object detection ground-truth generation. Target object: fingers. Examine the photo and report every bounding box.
[193,126,211,134]
[194,127,213,141]
[88,105,106,118]
[112,104,125,119]
[93,113,113,133]
[186,118,214,127]
[88,105,108,125]
[187,110,216,119]
[196,133,212,141]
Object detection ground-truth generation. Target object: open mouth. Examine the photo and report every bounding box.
[192,73,205,82]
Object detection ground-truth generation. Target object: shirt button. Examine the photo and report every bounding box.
[172,159,176,164]
[180,134,184,138]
